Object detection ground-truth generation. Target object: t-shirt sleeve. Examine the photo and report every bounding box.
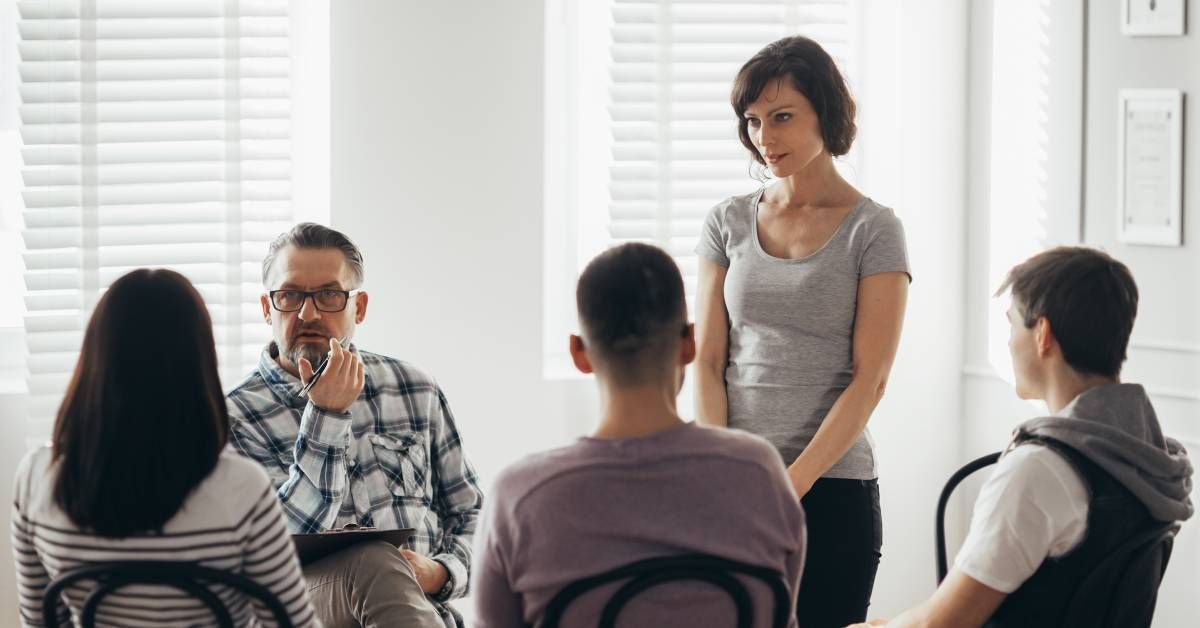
[471,477,525,628]
[695,202,730,268]
[860,208,911,281]
[953,446,1089,593]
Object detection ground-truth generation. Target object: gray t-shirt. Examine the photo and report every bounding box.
[695,188,910,480]
[472,423,806,628]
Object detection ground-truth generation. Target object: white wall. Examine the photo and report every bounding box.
[854,0,969,617]
[328,0,582,490]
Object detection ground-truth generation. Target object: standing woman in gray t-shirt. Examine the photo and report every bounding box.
[694,36,910,628]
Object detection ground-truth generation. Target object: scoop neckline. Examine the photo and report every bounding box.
[751,187,869,263]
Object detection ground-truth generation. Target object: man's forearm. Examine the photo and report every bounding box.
[279,403,354,531]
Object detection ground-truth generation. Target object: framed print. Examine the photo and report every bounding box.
[1117,89,1184,246]
[1121,0,1187,36]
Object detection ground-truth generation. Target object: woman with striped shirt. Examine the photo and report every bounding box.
[10,269,317,627]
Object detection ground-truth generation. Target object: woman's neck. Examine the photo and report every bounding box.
[768,152,857,211]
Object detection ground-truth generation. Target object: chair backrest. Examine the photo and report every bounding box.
[935,451,1002,583]
[541,554,790,628]
[935,452,1180,628]
[43,561,294,628]
[1058,521,1179,628]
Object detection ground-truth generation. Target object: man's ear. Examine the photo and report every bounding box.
[1035,317,1055,358]
[679,323,696,365]
[354,291,369,323]
[569,334,594,375]
[260,293,271,324]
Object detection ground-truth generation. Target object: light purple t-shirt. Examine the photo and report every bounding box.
[472,422,806,628]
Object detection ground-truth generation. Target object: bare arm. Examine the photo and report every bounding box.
[788,272,908,494]
[694,258,731,427]
[848,569,1007,628]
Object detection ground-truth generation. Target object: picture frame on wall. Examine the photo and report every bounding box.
[1117,89,1184,247]
[1121,0,1187,36]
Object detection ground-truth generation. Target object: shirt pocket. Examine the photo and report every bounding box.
[368,432,428,500]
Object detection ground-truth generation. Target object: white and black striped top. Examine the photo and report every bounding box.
[11,447,317,627]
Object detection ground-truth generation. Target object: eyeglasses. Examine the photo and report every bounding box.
[268,289,359,313]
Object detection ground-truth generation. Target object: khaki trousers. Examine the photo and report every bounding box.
[302,540,443,628]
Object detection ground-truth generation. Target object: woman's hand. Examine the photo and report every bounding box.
[787,463,817,499]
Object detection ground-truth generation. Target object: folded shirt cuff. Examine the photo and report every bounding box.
[432,553,469,601]
[299,403,353,446]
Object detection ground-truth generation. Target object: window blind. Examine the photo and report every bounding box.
[18,0,293,434]
[606,0,856,294]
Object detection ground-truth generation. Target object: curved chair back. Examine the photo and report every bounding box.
[935,451,1001,582]
[541,554,790,628]
[43,561,294,628]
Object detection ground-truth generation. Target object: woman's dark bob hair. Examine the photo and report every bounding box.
[731,35,857,162]
[52,268,228,538]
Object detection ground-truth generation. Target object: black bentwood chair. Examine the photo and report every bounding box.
[935,452,1180,628]
[541,554,790,628]
[43,561,294,628]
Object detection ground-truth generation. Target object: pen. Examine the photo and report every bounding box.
[297,338,346,398]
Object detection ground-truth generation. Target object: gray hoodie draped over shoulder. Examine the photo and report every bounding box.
[1013,383,1194,523]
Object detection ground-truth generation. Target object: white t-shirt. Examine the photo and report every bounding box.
[953,444,1090,593]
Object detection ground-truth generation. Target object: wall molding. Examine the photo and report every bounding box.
[962,364,1200,402]
[1128,339,1200,356]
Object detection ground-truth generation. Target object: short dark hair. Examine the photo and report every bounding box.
[576,243,687,385]
[52,269,228,538]
[996,247,1139,378]
[731,35,857,165]
[262,222,365,288]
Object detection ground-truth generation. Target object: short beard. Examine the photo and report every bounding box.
[284,341,327,373]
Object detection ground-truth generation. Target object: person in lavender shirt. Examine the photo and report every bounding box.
[471,243,806,628]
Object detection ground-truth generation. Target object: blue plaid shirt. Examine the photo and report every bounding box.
[227,344,483,614]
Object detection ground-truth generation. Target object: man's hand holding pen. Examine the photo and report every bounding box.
[298,337,365,414]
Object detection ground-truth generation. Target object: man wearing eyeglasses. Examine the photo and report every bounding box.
[226,222,483,628]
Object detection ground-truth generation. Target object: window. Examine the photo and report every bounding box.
[16,0,329,436]
[544,0,860,376]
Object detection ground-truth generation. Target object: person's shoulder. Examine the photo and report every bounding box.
[707,189,761,223]
[487,441,600,509]
[13,446,54,505]
[226,369,271,405]
[983,443,1087,513]
[686,423,777,456]
[664,424,787,480]
[1004,443,1085,488]
[183,450,275,517]
[359,350,439,389]
[849,197,900,230]
[210,450,274,493]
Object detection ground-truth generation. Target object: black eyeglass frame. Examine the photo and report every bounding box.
[267,289,361,313]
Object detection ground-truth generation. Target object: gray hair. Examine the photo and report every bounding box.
[261,223,365,288]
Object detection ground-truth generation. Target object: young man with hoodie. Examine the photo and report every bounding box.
[471,243,807,628]
[850,247,1194,628]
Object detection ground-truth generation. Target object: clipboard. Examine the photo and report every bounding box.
[292,527,416,565]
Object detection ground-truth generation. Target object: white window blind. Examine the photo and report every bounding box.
[18,0,294,434]
[606,0,857,294]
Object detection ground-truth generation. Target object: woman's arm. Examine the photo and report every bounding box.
[788,271,908,495]
[694,258,731,427]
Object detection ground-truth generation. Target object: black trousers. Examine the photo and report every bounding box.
[795,477,883,628]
